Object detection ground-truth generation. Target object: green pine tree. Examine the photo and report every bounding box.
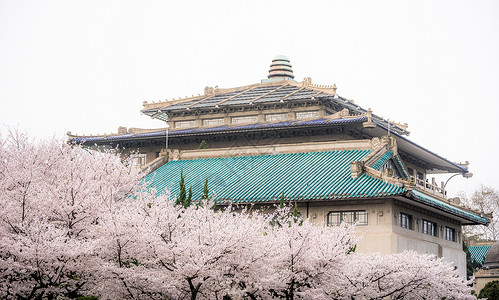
[202,178,209,200]
[184,186,192,208]
[292,202,303,225]
[279,191,285,208]
[198,140,209,149]
[176,171,186,207]
[478,281,499,300]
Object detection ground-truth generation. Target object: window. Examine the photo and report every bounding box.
[444,227,456,242]
[296,111,319,119]
[265,113,288,122]
[202,118,224,126]
[231,115,258,124]
[407,168,414,177]
[379,160,401,178]
[130,153,147,167]
[174,120,196,129]
[421,219,437,236]
[399,213,412,229]
[327,211,368,226]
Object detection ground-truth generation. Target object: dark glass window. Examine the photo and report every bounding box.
[399,213,412,229]
[444,227,456,242]
[328,211,368,226]
[421,219,437,236]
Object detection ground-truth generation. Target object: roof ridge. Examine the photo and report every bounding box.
[249,84,289,104]
[214,86,258,107]
[141,79,341,112]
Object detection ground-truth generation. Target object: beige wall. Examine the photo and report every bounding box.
[129,133,360,165]
[169,104,328,128]
[474,270,499,294]
[289,199,467,278]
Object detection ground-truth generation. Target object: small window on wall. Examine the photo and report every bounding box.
[327,211,368,226]
[296,111,319,119]
[231,115,258,124]
[444,227,456,242]
[202,118,224,126]
[421,219,437,236]
[399,213,412,229]
[130,153,147,167]
[174,120,196,129]
[265,113,288,122]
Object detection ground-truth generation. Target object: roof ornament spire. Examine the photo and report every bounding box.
[262,55,296,83]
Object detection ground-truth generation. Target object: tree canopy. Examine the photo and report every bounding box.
[0,131,476,299]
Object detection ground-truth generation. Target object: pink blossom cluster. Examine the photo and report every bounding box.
[0,131,475,299]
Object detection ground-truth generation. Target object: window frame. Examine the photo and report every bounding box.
[295,111,319,119]
[174,120,196,129]
[327,210,368,226]
[202,118,224,126]
[444,226,456,242]
[231,115,258,124]
[421,219,437,236]
[265,113,288,122]
[398,212,413,230]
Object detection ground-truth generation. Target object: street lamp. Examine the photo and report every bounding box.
[443,172,473,189]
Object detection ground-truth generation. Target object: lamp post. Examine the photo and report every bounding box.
[444,172,473,189]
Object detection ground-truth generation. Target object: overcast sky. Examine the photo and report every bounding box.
[1,0,498,198]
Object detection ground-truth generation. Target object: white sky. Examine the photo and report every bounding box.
[1,0,498,198]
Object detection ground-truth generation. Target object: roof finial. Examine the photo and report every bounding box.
[262,55,296,83]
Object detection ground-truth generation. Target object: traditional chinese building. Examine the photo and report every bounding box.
[474,240,499,294]
[68,55,489,277]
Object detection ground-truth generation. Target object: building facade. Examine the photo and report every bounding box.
[69,56,489,277]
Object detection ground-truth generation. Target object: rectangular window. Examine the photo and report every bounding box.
[296,111,319,119]
[130,153,147,167]
[444,227,456,242]
[327,211,368,226]
[399,213,412,229]
[231,115,258,124]
[202,118,224,126]
[421,219,437,236]
[265,113,288,122]
[174,120,196,129]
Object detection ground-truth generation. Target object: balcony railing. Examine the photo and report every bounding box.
[415,178,447,199]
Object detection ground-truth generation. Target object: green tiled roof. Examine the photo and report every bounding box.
[468,245,491,264]
[393,155,410,179]
[410,190,489,225]
[371,150,394,170]
[143,150,407,203]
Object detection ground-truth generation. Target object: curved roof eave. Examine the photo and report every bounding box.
[372,122,468,174]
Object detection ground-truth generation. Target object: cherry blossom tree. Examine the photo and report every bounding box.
[0,130,141,299]
[263,205,358,299]
[0,130,476,299]
[92,195,278,299]
[328,251,475,300]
